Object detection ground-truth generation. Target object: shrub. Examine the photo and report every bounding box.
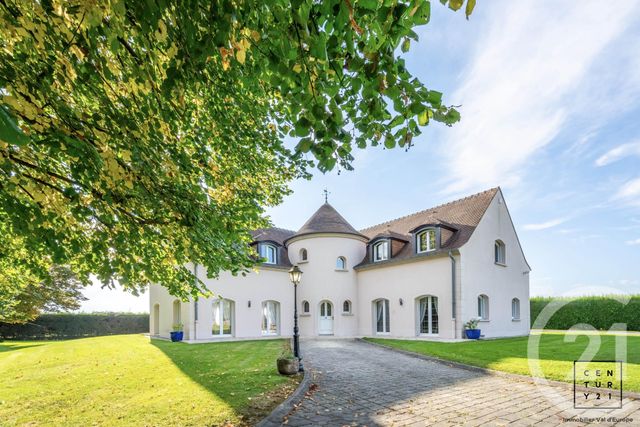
[0,313,149,340]
[530,295,640,331]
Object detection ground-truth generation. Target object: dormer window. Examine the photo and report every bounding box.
[259,243,277,264]
[416,229,436,253]
[373,240,389,262]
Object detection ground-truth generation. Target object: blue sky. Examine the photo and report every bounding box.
[80,1,640,312]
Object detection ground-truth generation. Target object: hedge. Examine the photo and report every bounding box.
[0,313,149,340]
[530,295,640,331]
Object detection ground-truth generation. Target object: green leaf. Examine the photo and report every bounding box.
[418,110,428,126]
[297,138,313,152]
[358,0,379,11]
[389,115,405,128]
[401,38,410,53]
[427,90,442,106]
[447,0,464,11]
[466,0,476,19]
[384,133,395,149]
[310,34,327,61]
[0,108,29,146]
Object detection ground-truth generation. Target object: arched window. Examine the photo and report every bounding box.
[212,299,234,336]
[372,240,389,262]
[373,299,390,334]
[343,300,352,314]
[416,229,436,253]
[336,256,347,270]
[300,248,308,262]
[494,240,506,264]
[172,299,181,326]
[477,294,489,320]
[259,243,277,264]
[417,296,438,335]
[302,300,310,314]
[262,300,280,335]
[512,298,520,320]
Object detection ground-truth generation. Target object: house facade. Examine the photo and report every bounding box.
[149,187,531,341]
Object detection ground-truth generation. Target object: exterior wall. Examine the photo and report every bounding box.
[149,282,191,339]
[191,267,293,340]
[287,234,367,337]
[356,254,458,339]
[459,191,531,338]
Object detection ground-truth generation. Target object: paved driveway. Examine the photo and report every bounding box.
[270,339,639,426]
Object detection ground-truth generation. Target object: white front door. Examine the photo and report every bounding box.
[318,301,334,335]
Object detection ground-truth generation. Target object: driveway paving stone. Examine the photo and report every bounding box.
[269,339,638,426]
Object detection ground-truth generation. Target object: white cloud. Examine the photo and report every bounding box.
[614,177,640,205]
[77,280,148,313]
[523,217,568,231]
[595,141,640,166]
[439,1,639,194]
[626,238,640,246]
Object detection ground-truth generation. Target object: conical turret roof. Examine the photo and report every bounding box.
[285,203,365,244]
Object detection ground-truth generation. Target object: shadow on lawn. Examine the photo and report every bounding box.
[0,342,44,353]
[150,338,299,426]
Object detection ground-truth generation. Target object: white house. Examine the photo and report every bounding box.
[149,187,531,341]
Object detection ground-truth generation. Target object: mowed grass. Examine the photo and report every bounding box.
[365,332,640,392]
[0,335,299,426]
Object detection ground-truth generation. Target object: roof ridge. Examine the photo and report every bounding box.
[263,226,296,234]
[359,187,499,232]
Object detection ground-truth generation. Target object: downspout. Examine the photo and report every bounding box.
[448,251,457,339]
[193,264,198,341]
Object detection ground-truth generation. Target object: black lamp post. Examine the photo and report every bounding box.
[288,265,304,372]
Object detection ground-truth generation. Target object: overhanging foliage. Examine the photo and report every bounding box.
[0,0,473,302]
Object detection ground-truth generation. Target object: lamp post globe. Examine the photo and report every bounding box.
[288,265,304,372]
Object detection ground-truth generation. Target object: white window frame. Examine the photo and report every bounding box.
[301,300,310,314]
[477,294,489,320]
[512,298,520,321]
[374,299,390,334]
[494,240,506,265]
[342,300,352,314]
[417,295,439,335]
[212,299,234,337]
[336,256,347,270]
[373,240,389,262]
[300,248,308,262]
[260,243,277,264]
[261,300,280,335]
[416,229,437,253]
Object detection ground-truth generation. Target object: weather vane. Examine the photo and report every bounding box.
[323,188,330,203]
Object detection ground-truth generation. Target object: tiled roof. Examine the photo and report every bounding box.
[356,188,500,268]
[286,203,366,242]
[250,227,295,245]
[369,230,410,242]
[251,188,500,269]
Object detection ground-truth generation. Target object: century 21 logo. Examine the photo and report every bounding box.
[573,361,623,409]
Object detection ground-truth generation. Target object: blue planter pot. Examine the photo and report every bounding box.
[465,329,481,340]
[170,331,183,342]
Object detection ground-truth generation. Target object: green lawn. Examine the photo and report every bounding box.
[0,335,299,426]
[365,332,640,392]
